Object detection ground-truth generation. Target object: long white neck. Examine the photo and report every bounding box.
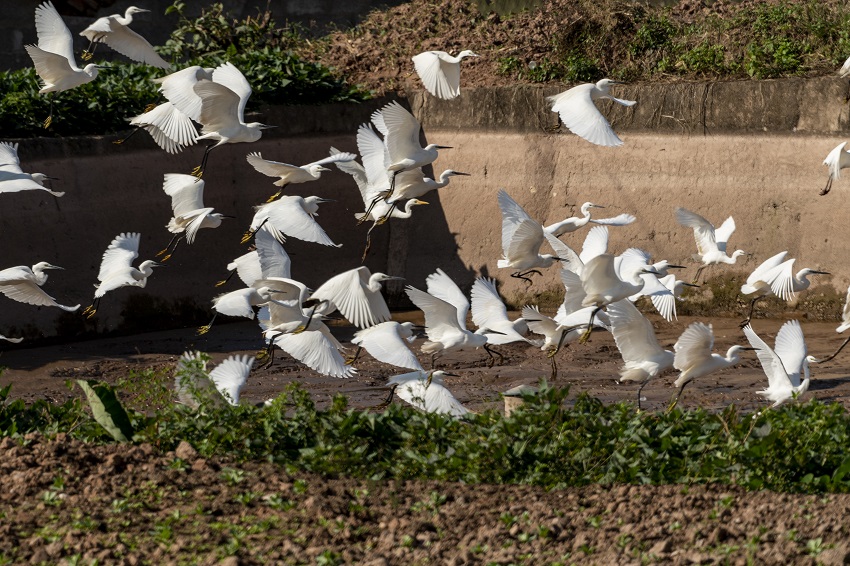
[31,265,49,285]
[435,171,455,188]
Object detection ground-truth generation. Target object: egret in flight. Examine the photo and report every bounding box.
[387,370,469,416]
[0,262,79,312]
[349,321,423,371]
[471,277,537,346]
[821,141,850,196]
[548,79,636,147]
[0,335,23,344]
[497,189,564,284]
[310,267,402,329]
[411,50,479,100]
[157,174,233,261]
[198,277,306,335]
[174,352,254,408]
[217,226,291,288]
[244,195,339,247]
[246,151,357,202]
[743,321,811,409]
[809,285,850,364]
[79,6,168,67]
[544,202,636,237]
[0,142,63,197]
[675,207,747,283]
[26,1,100,128]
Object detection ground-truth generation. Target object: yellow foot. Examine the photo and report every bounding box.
[160,254,172,262]
[546,349,557,359]
[293,325,307,334]
[156,248,169,257]
[344,356,356,365]
[578,327,593,345]
[256,349,269,360]
[376,217,389,226]
[83,307,97,320]
[144,103,157,113]
[191,166,203,179]
[240,231,254,244]
[215,280,228,287]
[112,138,125,145]
[197,325,211,336]
[81,50,93,61]
[265,191,282,203]
[43,115,53,129]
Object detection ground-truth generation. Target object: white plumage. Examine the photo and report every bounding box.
[0,142,64,197]
[821,141,850,195]
[411,50,478,100]
[80,6,168,68]
[175,351,253,408]
[310,267,401,329]
[0,262,78,312]
[352,321,423,372]
[388,370,469,417]
[743,322,810,408]
[548,79,636,147]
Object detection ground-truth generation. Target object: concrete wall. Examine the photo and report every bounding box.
[3,77,850,337]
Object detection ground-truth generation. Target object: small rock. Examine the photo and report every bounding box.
[649,539,672,555]
[175,441,197,461]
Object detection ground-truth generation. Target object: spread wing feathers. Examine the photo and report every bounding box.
[228,251,261,287]
[174,351,215,408]
[616,248,652,280]
[255,227,291,279]
[156,66,210,121]
[211,62,251,121]
[521,305,558,338]
[471,277,510,329]
[388,371,469,416]
[34,1,75,65]
[548,84,623,147]
[91,20,169,68]
[25,45,75,88]
[271,327,355,378]
[498,190,534,254]
[179,209,214,244]
[406,285,464,336]
[824,142,848,179]
[589,212,636,227]
[714,216,736,253]
[543,232,582,274]
[208,355,254,405]
[372,101,421,163]
[743,324,790,389]
[194,80,242,133]
[356,123,391,200]
[412,51,460,99]
[559,268,587,314]
[311,268,391,329]
[675,207,719,256]
[0,142,22,172]
[608,300,666,364]
[743,251,788,291]
[673,322,715,372]
[130,102,197,153]
[426,269,470,329]
[247,152,356,184]
[212,288,257,319]
[98,232,140,282]
[504,220,545,263]
[581,254,623,296]
[0,335,23,343]
[163,173,205,217]
[773,320,807,388]
[649,284,677,321]
[352,323,424,371]
[0,273,78,311]
[580,226,609,264]
[258,198,338,247]
[765,259,798,302]
[0,175,63,196]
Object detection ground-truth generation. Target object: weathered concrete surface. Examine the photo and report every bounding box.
[3,78,850,336]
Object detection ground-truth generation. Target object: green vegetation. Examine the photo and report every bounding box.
[6,372,850,494]
[0,2,368,138]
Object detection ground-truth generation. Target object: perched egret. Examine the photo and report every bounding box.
[0,142,63,197]
[743,321,811,408]
[387,370,469,416]
[217,226,291,288]
[246,151,357,202]
[79,6,168,68]
[675,207,746,283]
[544,203,636,236]
[26,1,100,128]
[349,321,423,371]
[0,262,79,312]
[497,189,564,284]
[670,322,751,410]
[174,352,254,408]
[548,79,636,147]
[810,285,850,364]
[198,277,306,335]
[190,63,276,178]
[0,335,23,344]
[821,142,850,196]
[607,300,674,409]
[411,50,479,100]
[244,195,339,247]
[157,174,232,261]
[740,251,829,326]
[470,277,537,346]
[83,233,162,319]
[310,267,402,329]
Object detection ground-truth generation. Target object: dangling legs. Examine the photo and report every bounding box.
[667,381,690,412]
[216,269,236,287]
[44,93,56,129]
[821,175,834,196]
[266,183,289,203]
[157,234,183,262]
[693,265,707,285]
[241,217,269,245]
[817,335,850,364]
[510,270,543,286]
[191,143,216,179]
[579,309,602,344]
[82,297,101,319]
[345,346,363,366]
[113,127,144,146]
[81,37,100,61]
[483,343,504,368]
[740,296,762,328]
[197,312,218,335]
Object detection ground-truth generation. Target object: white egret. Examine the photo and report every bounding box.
[607,300,674,409]
[740,251,829,326]
[157,174,233,261]
[198,277,306,335]
[25,1,100,128]
[0,335,23,344]
[670,322,751,410]
[122,101,197,154]
[547,79,636,147]
[411,50,479,100]
[0,142,63,197]
[470,277,537,346]
[244,195,339,247]
[174,351,254,408]
[386,168,469,205]
[82,233,162,318]
[191,63,276,178]
[497,189,564,284]
[618,252,680,323]
[821,141,850,196]
[349,321,423,371]
[544,203,636,236]
[675,207,747,283]
[0,262,79,312]
[310,267,402,329]
[217,226,291,287]
[809,285,850,364]
[387,370,469,416]
[643,273,697,322]
[79,6,168,68]
[521,304,601,378]
[743,321,811,408]
[246,151,357,202]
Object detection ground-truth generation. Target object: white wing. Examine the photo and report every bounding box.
[714,216,736,253]
[412,51,460,100]
[272,326,355,378]
[548,84,622,147]
[497,190,535,255]
[212,288,257,319]
[255,227,291,279]
[25,45,75,89]
[743,251,788,291]
[356,123,391,200]
[522,305,558,340]
[426,269,469,329]
[92,19,169,68]
[840,285,850,333]
[0,335,23,343]
[156,66,211,121]
[352,322,423,371]
[763,259,797,302]
[98,232,140,282]
[543,232,582,274]
[675,207,720,257]
[0,142,22,173]
[211,63,251,122]
[163,173,205,217]
[34,1,76,66]
[673,322,715,372]
[129,102,197,153]
[608,299,667,364]
[257,197,338,247]
[470,277,510,330]
[389,371,469,416]
[743,324,789,389]
[208,355,254,405]
[311,267,391,329]
[372,101,421,166]
[589,213,636,227]
[406,285,465,339]
[174,351,215,409]
[194,80,242,134]
[841,57,850,78]
[0,267,78,311]
[580,225,609,264]
[0,175,63,196]
[228,251,261,287]
[773,320,807,388]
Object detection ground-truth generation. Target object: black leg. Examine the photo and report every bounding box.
[215,269,236,287]
[483,343,503,368]
[241,217,269,244]
[667,380,690,412]
[113,127,142,146]
[821,175,834,196]
[579,308,601,344]
[636,380,650,411]
[192,143,216,179]
[740,297,761,328]
[818,335,850,363]
[157,234,181,258]
[345,346,363,366]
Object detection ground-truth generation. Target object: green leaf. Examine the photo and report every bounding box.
[76,380,134,442]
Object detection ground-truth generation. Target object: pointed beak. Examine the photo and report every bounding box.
[412,199,428,205]
[220,214,236,219]
[45,176,60,181]
[667,265,686,270]
[315,198,335,203]
[591,204,606,209]
[436,145,453,150]
[384,276,406,281]
[260,124,278,130]
[812,270,831,275]
[443,372,460,377]
[681,282,700,288]
[740,347,758,351]
[48,265,64,270]
[453,172,471,176]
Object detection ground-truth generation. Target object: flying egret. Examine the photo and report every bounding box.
[79,6,168,68]
[0,142,63,197]
[809,285,850,364]
[246,151,357,202]
[369,100,451,201]
[217,226,291,287]
[0,262,79,312]
[0,335,23,344]
[122,101,197,154]
[387,370,469,416]
[821,142,850,196]
[25,1,100,128]
[470,277,537,346]
[310,267,402,329]
[82,233,162,319]
[544,203,636,237]
[243,195,339,247]
[670,322,751,410]
[607,299,674,409]
[411,50,479,100]
[157,174,233,261]
[642,273,697,322]
[740,251,829,326]
[743,321,811,408]
[619,253,682,323]
[386,169,470,205]
[198,277,307,335]
[521,304,600,378]
[675,207,747,283]
[190,63,276,178]
[174,351,254,408]
[349,321,423,371]
[548,79,636,147]
[497,189,564,284]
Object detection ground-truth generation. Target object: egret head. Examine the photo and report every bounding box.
[801,268,830,277]
[458,50,479,59]
[411,199,428,206]
[139,260,164,271]
[374,273,405,283]
[445,170,471,178]
[596,78,625,92]
[32,261,63,272]
[83,64,100,79]
[806,354,820,365]
[30,173,58,185]
[309,164,331,175]
[728,345,757,359]
[126,6,150,16]
[731,250,748,260]
[581,202,605,213]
